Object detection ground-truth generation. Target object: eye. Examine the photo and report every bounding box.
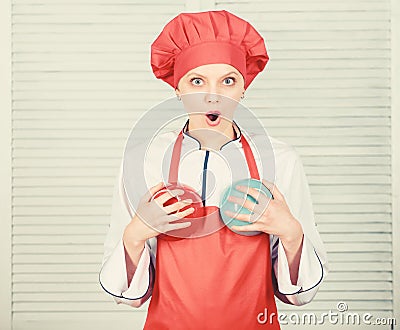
[190,78,204,86]
[223,77,236,86]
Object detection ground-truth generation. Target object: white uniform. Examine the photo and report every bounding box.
[99,121,329,308]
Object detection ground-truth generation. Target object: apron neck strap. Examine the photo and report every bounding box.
[168,131,184,184]
[168,130,260,184]
[240,135,260,180]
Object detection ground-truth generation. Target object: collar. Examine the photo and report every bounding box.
[181,119,242,151]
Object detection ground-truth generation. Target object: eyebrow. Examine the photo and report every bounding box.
[187,71,239,78]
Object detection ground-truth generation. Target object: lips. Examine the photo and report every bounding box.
[205,111,221,126]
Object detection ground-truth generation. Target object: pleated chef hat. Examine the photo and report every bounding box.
[150,10,269,90]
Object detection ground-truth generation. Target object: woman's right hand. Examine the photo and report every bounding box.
[123,182,195,245]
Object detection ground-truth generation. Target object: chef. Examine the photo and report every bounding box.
[99,10,328,329]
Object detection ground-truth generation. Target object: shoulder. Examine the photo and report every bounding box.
[245,132,302,188]
[265,135,303,189]
[269,135,300,166]
[247,132,299,166]
[147,129,179,151]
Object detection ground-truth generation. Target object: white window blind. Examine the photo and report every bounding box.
[12,1,185,329]
[11,0,395,329]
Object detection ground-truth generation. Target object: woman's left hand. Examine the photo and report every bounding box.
[225,179,303,245]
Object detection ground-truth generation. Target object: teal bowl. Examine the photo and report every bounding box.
[219,178,273,236]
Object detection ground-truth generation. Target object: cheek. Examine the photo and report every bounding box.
[178,84,189,94]
[226,80,244,95]
[224,87,243,100]
[177,80,194,93]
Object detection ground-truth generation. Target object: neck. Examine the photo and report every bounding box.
[186,120,236,151]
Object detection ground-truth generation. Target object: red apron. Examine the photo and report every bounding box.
[143,132,281,330]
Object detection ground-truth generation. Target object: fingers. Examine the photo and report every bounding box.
[164,207,196,231]
[166,221,192,232]
[231,224,262,232]
[227,195,257,213]
[154,188,184,205]
[224,209,250,221]
[157,207,195,233]
[139,205,194,232]
[261,179,282,200]
[234,185,270,205]
[224,209,261,223]
[163,199,193,214]
[169,206,195,220]
[143,182,165,202]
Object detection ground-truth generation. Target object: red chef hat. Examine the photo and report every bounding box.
[150,10,269,90]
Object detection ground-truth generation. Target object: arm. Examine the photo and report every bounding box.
[272,152,328,306]
[272,234,325,306]
[98,163,156,308]
[279,224,304,286]
[124,240,145,287]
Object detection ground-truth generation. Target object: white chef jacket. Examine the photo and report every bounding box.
[99,120,329,309]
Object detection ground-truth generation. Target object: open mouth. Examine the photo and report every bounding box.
[205,111,221,126]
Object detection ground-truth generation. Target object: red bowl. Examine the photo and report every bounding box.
[152,183,223,239]
[152,183,203,214]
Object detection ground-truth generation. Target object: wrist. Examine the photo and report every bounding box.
[124,237,146,248]
[123,223,146,248]
[280,218,303,248]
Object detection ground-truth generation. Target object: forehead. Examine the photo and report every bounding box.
[184,63,241,77]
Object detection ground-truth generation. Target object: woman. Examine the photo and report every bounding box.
[99,10,328,329]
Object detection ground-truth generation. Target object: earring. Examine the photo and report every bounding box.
[177,94,181,101]
[240,93,245,99]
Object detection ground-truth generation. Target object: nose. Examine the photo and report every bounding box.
[204,92,221,104]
